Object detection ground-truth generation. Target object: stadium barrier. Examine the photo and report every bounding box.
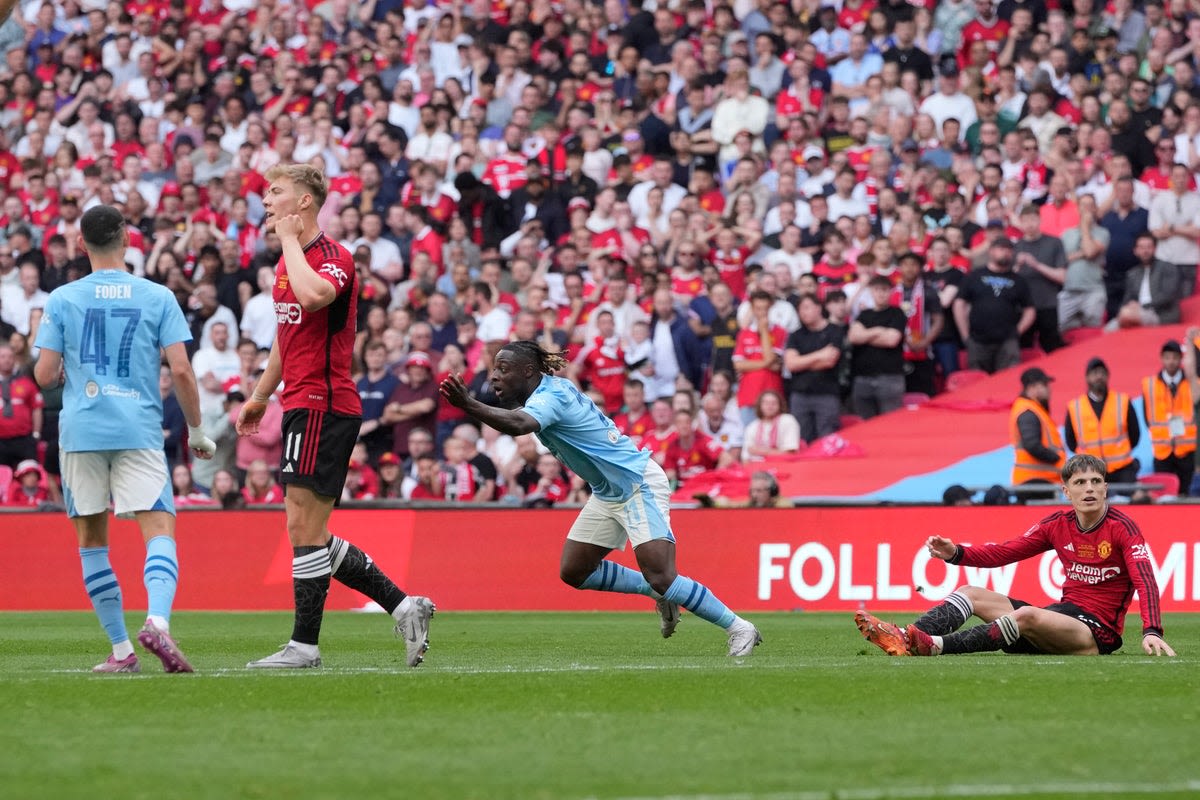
[6,506,1200,613]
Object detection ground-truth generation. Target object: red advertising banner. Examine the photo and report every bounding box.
[5,506,1199,613]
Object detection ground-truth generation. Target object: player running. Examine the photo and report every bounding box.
[237,164,434,669]
[439,340,762,656]
[34,205,217,673]
[856,454,1175,657]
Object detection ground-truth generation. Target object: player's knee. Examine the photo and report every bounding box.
[285,517,325,546]
[1009,605,1038,627]
[642,567,676,596]
[956,586,986,602]
[559,564,589,588]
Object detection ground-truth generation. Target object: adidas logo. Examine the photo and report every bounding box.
[1064,542,1074,552]
[283,463,294,473]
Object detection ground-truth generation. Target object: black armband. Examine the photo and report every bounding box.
[948,545,965,565]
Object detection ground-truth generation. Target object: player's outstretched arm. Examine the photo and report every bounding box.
[926,536,957,561]
[165,342,215,458]
[438,373,540,436]
[1143,634,1176,657]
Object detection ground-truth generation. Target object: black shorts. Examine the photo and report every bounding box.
[279,408,360,500]
[1005,598,1123,655]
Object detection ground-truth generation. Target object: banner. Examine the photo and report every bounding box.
[5,506,1199,614]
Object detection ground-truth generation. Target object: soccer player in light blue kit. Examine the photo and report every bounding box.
[34,205,216,673]
[440,341,762,656]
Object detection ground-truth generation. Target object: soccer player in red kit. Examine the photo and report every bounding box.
[236,164,435,670]
[856,454,1175,657]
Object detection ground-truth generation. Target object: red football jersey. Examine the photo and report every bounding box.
[663,432,723,480]
[273,232,361,416]
[953,507,1163,636]
[578,340,627,414]
[640,428,677,459]
[613,408,652,444]
[708,246,753,301]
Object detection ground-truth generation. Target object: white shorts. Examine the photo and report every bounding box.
[61,449,175,519]
[566,460,676,550]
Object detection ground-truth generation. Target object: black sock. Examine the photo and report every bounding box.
[291,545,331,645]
[327,535,406,614]
[940,615,1020,655]
[913,590,973,635]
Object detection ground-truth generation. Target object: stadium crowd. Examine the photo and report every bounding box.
[1,0,1200,508]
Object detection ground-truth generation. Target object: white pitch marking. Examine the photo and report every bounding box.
[602,780,1200,800]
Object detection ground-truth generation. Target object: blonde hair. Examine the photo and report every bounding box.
[265,164,328,210]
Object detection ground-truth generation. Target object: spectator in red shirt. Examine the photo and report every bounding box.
[522,452,570,507]
[0,343,43,468]
[241,458,284,504]
[612,379,652,444]
[732,291,787,425]
[408,454,446,500]
[3,458,49,507]
[640,398,678,460]
[572,309,627,414]
[663,409,729,486]
[707,226,759,301]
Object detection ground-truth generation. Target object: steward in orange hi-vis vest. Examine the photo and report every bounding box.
[1067,392,1134,473]
[1010,396,1066,484]
[1141,374,1195,461]
[1010,368,1066,486]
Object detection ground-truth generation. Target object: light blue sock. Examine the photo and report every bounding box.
[663,575,736,629]
[579,561,656,597]
[143,536,179,623]
[80,547,128,645]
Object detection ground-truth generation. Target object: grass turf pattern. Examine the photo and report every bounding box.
[1,611,1197,800]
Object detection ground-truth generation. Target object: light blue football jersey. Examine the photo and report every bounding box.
[35,271,192,453]
[521,375,650,502]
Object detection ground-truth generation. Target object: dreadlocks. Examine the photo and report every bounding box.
[501,340,569,374]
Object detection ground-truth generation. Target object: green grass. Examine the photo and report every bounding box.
[1,611,1198,800]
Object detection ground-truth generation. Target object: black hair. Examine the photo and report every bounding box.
[500,340,568,374]
[80,205,126,252]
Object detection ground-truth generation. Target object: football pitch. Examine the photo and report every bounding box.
[2,611,1198,800]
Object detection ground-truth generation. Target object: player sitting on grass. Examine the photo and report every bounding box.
[856,454,1176,658]
[439,340,762,657]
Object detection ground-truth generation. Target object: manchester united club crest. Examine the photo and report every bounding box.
[1098,540,1111,559]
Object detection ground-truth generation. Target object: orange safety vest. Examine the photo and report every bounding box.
[1141,375,1197,460]
[1009,396,1065,484]
[1067,392,1134,472]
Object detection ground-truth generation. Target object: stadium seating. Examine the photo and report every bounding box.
[839,414,864,428]
[1143,473,1180,499]
[902,392,931,408]
[1062,327,1104,347]
[945,370,988,392]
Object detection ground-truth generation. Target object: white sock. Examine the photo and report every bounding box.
[930,635,944,656]
[392,596,415,621]
[147,614,169,632]
[113,640,135,660]
[725,615,749,632]
[288,640,319,658]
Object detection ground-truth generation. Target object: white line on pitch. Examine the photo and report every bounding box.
[602,780,1200,800]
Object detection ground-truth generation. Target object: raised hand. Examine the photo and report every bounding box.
[274,214,305,240]
[439,372,471,409]
[926,535,957,560]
